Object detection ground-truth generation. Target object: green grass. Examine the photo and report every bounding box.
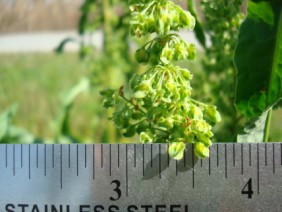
[0,53,281,142]
[0,53,93,139]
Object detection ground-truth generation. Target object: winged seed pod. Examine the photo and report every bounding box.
[100,0,221,160]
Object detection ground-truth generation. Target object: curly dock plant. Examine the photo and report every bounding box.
[101,0,221,160]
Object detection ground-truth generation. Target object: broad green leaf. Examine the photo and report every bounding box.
[0,104,17,142]
[234,1,282,118]
[237,109,269,143]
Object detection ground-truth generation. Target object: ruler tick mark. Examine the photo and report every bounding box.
[216,144,219,167]
[13,144,15,176]
[241,144,244,175]
[257,143,260,194]
[52,144,54,168]
[77,144,79,176]
[134,144,136,168]
[159,144,161,179]
[273,143,275,174]
[280,143,282,166]
[225,144,227,178]
[60,144,63,189]
[44,144,46,176]
[233,143,235,166]
[126,145,128,197]
[118,144,120,167]
[28,144,31,179]
[249,143,252,166]
[208,147,211,175]
[85,144,87,168]
[68,144,71,168]
[21,144,23,168]
[150,144,153,167]
[176,160,178,176]
[93,145,95,179]
[192,144,195,188]
[110,144,112,176]
[36,144,38,168]
[265,143,268,166]
[167,143,170,167]
[184,148,186,168]
[101,145,103,168]
[142,145,145,176]
[5,144,7,168]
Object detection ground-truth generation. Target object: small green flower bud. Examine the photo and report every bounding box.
[189,105,203,119]
[135,47,149,63]
[158,117,174,129]
[165,80,177,92]
[160,46,173,64]
[186,44,196,60]
[190,120,210,134]
[194,142,209,158]
[204,105,222,124]
[169,142,185,160]
[197,134,212,147]
[179,68,192,80]
[133,80,151,99]
[179,11,195,30]
[174,43,187,60]
[140,130,154,143]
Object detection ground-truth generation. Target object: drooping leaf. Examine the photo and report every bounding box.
[54,78,90,137]
[0,104,17,142]
[234,1,282,118]
[54,37,77,54]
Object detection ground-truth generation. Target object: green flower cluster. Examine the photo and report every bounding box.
[129,0,195,36]
[135,34,196,65]
[101,0,221,160]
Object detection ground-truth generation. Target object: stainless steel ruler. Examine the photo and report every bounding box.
[0,143,282,212]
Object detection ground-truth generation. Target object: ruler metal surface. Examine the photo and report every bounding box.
[0,143,282,212]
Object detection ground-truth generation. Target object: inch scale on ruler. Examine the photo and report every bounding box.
[0,143,282,212]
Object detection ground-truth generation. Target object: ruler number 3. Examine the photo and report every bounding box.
[241,178,254,199]
[110,180,122,201]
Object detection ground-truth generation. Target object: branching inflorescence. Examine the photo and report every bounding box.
[101,0,221,160]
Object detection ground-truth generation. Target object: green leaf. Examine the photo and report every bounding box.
[54,78,90,137]
[62,78,90,107]
[0,104,17,142]
[54,38,77,54]
[234,1,282,118]
[237,109,269,143]
[122,125,136,138]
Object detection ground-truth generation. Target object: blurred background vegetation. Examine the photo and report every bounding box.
[0,0,281,144]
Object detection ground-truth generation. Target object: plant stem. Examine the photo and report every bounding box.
[263,108,273,142]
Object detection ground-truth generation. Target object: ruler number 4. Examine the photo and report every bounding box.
[110,180,122,201]
[241,178,254,199]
